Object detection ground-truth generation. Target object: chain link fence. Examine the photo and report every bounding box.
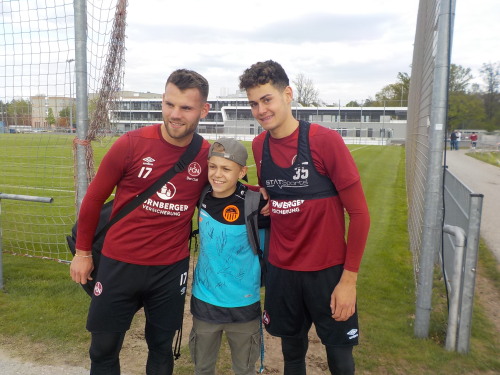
[406,0,456,338]
[0,0,123,262]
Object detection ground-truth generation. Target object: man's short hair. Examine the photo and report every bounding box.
[239,60,289,92]
[166,69,209,101]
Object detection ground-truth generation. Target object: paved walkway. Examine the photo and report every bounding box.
[444,148,500,263]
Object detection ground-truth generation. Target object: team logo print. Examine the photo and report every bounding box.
[188,162,202,177]
[347,329,359,340]
[262,310,270,325]
[156,182,176,200]
[223,205,240,222]
[142,156,155,165]
[94,282,103,296]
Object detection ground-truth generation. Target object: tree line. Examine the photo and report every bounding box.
[0,99,75,128]
[2,62,499,132]
[293,62,500,132]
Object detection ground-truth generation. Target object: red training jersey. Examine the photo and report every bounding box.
[252,123,370,272]
[76,124,210,265]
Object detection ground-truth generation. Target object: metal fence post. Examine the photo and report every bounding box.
[442,224,466,351]
[74,0,89,212]
[457,193,483,353]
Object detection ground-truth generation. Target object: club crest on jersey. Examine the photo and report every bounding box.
[156,182,176,200]
[262,310,270,326]
[188,162,202,177]
[223,205,240,222]
[94,282,103,296]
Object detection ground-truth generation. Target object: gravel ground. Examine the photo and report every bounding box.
[0,350,89,375]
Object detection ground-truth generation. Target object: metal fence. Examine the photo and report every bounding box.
[442,169,483,353]
[0,0,122,262]
[406,0,457,338]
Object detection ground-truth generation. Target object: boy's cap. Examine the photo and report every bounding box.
[208,138,248,166]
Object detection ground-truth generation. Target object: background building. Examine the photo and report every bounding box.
[111,91,408,144]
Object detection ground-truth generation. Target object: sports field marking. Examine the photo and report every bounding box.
[349,146,370,153]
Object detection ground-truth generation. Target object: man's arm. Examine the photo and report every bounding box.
[330,180,370,321]
[69,137,128,284]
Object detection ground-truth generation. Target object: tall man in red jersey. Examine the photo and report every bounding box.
[70,69,211,375]
[239,61,370,375]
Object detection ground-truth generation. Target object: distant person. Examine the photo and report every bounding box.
[450,130,458,150]
[189,138,269,375]
[70,69,211,375]
[470,132,478,150]
[456,130,462,149]
[239,60,370,375]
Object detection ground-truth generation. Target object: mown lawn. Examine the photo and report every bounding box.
[0,143,499,374]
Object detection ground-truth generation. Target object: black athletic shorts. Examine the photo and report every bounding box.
[262,263,359,347]
[86,255,189,333]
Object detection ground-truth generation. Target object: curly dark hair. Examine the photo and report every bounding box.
[239,60,289,91]
[166,69,209,101]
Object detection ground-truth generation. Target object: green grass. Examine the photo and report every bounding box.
[466,151,500,167]
[0,141,499,373]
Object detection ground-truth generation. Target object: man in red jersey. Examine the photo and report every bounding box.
[70,69,211,375]
[239,60,370,375]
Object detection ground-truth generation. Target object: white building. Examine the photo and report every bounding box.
[110,91,408,144]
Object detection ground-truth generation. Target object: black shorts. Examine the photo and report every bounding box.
[262,263,359,347]
[87,255,189,333]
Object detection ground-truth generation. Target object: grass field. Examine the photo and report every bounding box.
[466,151,500,167]
[0,136,499,374]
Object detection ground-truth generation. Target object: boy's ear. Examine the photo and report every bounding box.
[239,166,248,180]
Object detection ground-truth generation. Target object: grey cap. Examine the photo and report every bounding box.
[208,138,248,166]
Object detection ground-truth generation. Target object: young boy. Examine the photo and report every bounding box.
[189,138,268,375]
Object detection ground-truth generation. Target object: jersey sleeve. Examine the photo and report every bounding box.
[75,135,131,251]
[310,125,369,272]
[337,180,370,272]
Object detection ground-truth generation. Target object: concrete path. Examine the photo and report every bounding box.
[444,148,500,263]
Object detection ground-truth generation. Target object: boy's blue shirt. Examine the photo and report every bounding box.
[192,183,263,308]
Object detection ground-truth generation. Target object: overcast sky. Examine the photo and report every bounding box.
[121,0,500,105]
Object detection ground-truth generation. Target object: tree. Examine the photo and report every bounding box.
[447,64,487,130]
[6,99,32,125]
[293,73,320,106]
[373,72,410,107]
[345,100,360,107]
[46,107,56,126]
[448,92,486,130]
[448,64,473,93]
[480,62,500,124]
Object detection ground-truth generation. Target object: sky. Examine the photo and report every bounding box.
[120,1,498,105]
